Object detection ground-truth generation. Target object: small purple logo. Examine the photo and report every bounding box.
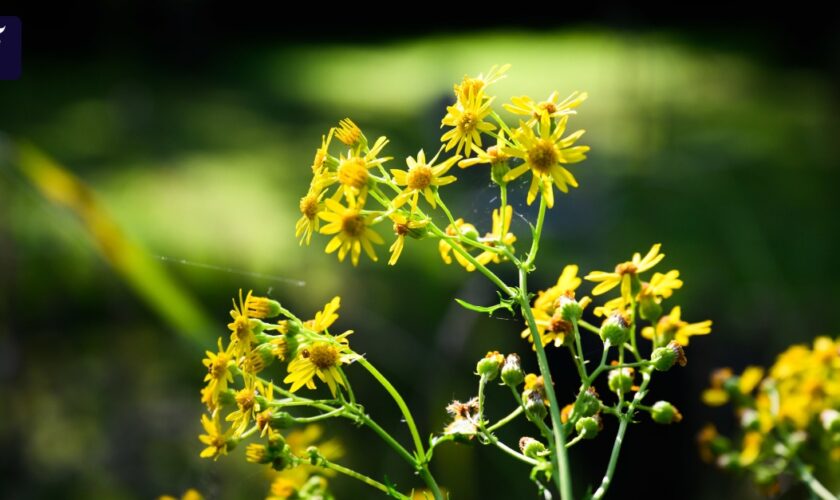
[0,16,22,80]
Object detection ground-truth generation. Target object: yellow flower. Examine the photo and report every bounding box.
[199,413,232,460]
[228,289,258,359]
[388,212,428,266]
[226,379,271,435]
[284,333,356,396]
[318,198,384,266]
[458,129,511,169]
[503,90,588,126]
[390,149,460,212]
[335,118,362,147]
[159,489,204,500]
[701,366,763,407]
[200,337,234,410]
[641,306,711,346]
[593,296,627,318]
[335,136,390,202]
[502,114,589,208]
[475,205,517,266]
[304,296,341,333]
[311,128,335,173]
[438,218,479,271]
[440,87,496,157]
[585,244,665,302]
[267,425,344,499]
[739,432,763,466]
[453,64,510,101]
[295,185,327,246]
[640,270,683,301]
[534,265,582,313]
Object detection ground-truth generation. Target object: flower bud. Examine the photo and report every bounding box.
[491,161,511,186]
[575,416,601,439]
[608,368,634,394]
[477,351,504,380]
[524,391,547,421]
[651,401,683,424]
[461,225,480,241]
[270,411,296,429]
[558,293,583,322]
[600,314,630,346]
[519,437,547,458]
[638,294,662,322]
[247,296,284,319]
[501,354,525,387]
[575,387,602,418]
[821,409,840,434]
[246,443,271,464]
[650,341,687,371]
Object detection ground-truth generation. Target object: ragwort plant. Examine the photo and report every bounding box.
[197,66,713,499]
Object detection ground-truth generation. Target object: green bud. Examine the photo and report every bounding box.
[519,437,547,458]
[524,391,547,421]
[650,342,686,371]
[608,368,634,394]
[651,401,683,424]
[270,412,296,429]
[821,410,840,434]
[491,162,510,186]
[600,314,630,346]
[575,416,601,439]
[558,295,583,322]
[461,225,480,241]
[575,387,602,418]
[477,351,504,380]
[501,354,525,387]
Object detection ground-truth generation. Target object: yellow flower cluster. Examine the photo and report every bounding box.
[296,65,591,268]
[699,337,840,493]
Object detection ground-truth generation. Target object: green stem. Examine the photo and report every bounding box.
[524,196,547,268]
[490,437,539,466]
[518,267,572,500]
[510,386,552,440]
[570,318,588,380]
[790,454,838,500]
[318,457,410,499]
[288,407,345,423]
[565,433,586,449]
[338,368,356,405]
[578,320,601,335]
[352,410,415,467]
[429,224,514,297]
[487,406,524,433]
[478,375,488,430]
[434,191,458,229]
[591,367,653,499]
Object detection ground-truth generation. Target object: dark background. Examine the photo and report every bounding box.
[1,8,839,499]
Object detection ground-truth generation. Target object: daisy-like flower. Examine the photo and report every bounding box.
[453,64,510,101]
[283,332,355,396]
[200,338,234,410]
[390,149,460,212]
[503,90,588,126]
[199,413,233,460]
[475,205,517,266]
[502,114,589,208]
[335,136,390,202]
[225,379,266,435]
[304,296,340,333]
[584,244,665,302]
[296,182,329,246]
[458,130,510,169]
[440,88,496,158]
[533,265,582,313]
[318,198,384,266]
[228,289,258,359]
[334,118,362,147]
[311,128,335,173]
[438,218,480,271]
[388,212,428,266]
[640,270,683,302]
[641,306,712,346]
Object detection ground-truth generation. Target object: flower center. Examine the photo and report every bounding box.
[337,157,368,189]
[458,112,477,133]
[487,145,508,164]
[407,165,433,190]
[394,222,410,236]
[312,149,327,173]
[209,354,229,379]
[615,262,638,275]
[537,101,557,115]
[235,389,255,411]
[527,139,558,173]
[305,343,340,369]
[299,194,319,219]
[232,316,251,343]
[341,212,365,237]
[548,313,572,334]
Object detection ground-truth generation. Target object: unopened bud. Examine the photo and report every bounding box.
[558,293,583,322]
[600,314,630,346]
[651,401,683,424]
[575,387,602,418]
[608,368,634,394]
[524,391,547,421]
[650,341,687,371]
[477,351,504,380]
[519,437,547,458]
[575,416,601,439]
[501,354,525,387]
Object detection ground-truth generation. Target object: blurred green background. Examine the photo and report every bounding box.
[1,11,839,500]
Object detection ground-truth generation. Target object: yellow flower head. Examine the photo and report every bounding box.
[319,198,384,266]
[311,128,335,173]
[441,87,497,158]
[201,337,234,410]
[585,244,665,302]
[227,289,258,359]
[640,269,683,302]
[438,218,480,271]
[458,129,511,169]
[296,185,327,246]
[284,333,355,396]
[391,148,460,212]
[199,413,233,460]
[388,212,428,266]
[641,306,712,346]
[335,118,362,147]
[502,114,589,208]
[475,205,517,266]
[534,265,582,313]
[304,296,341,333]
[453,64,510,101]
[226,379,272,435]
[335,136,390,201]
[503,90,588,126]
